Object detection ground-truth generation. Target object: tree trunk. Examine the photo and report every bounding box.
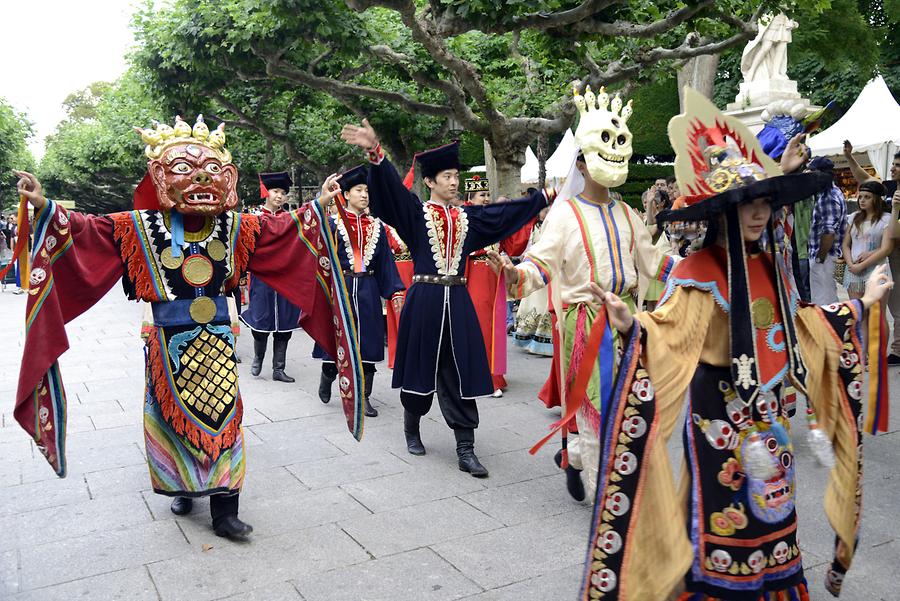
[677,54,720,109]
[484,139,525,200]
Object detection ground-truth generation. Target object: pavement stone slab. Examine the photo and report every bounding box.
[217,580,304,601]
[432,509,589,590]
[339,496,503,558]
[460,474,583,526]
[340,465,488,514]
[9,566,159,601]
[0,475,90,517]
[295,547,482,601]
[147,523,370,601]
[0,550,19,598]
[18,520,189,590]
[286,448,411,490]
[458,564,583,601]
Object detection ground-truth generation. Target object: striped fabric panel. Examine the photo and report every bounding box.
[143,395,245,495]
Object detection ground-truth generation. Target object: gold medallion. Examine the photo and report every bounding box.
[751,298,775,330]
[206,239,227,262]
[182,255,214,286]
[189,296,217,324]
[160,246,184,269]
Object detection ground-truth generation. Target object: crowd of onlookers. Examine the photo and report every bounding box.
[636,141,900,364]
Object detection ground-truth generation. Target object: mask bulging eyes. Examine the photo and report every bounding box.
[172,162,191,174]
[617,135,627,146]
[602,131,611,143]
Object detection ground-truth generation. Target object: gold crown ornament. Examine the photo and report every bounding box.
[572,82,634,188]
[464,174,490,193]
[133,115,232,164]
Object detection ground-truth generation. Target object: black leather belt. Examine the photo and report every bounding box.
[412,274,467,286]
[342,270,374,278]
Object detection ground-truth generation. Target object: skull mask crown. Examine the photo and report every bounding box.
[573,82,634,188]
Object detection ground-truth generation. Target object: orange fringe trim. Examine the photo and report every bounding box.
[225,214,259,293]
[146,327,242,460]
[111,212,162,301]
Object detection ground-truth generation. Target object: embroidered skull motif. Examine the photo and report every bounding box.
[622,415,647,438]
[614,451,638,475]
[772,541,789,564]
[605,491,630,516]
[591,568,617,592]
[630,378,653,402]
[599,530,622,554]
[740,427,795,523]
[747,549,766,574]
[573,83,633,188]
[710,549,732,573]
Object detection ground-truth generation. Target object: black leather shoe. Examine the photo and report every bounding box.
[404,411,426,455]
[170,496,193,516]
[250,337,266,377]
[364,398,378,418]
[554,449,585,502]
[272,369,295,383]
[213,515,254,541]
[318,370,334,404]
[458,453,489,478]
[455,428,488,478]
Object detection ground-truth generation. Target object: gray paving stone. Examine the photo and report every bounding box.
[286,448,411,489]
[0,493,152,552]
[148,523,369,601]
[243,433,345,470]
[218,580,303,601]
[340,465,487,514]
[458,564,582,600]
[84,463,153,499]
[467,446,561,488]
[460,474,581,526]
[0,476,89,517]
[18,521,189,590]
[295,548,482,601]
[432,509,588,590]
[340,496,503,558]
[10,566,158,601]
[0,550,19,598]
[165,485,370,545]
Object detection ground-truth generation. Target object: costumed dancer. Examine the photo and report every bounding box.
[341,120,554,478]
[11,116,366,541]
[314,165,405,418]
[464,174,508,397]
[239,171,302,382]
[511,205,554,356]
[385,223,413,369]
[578,89,893,600]
[490,83,676,502]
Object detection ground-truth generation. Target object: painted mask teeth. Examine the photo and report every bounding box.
[597,152,625,164]
[188,192,216,203]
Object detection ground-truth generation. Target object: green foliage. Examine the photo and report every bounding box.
[0,98,35,211]
[38,70,165,214]
[628,76,679,159]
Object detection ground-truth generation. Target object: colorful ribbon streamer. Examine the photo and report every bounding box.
[0,196,31,286]
[864,301,889,434]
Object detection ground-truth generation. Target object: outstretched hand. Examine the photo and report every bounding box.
[861,264,893,309]
[486,250,519,285]
[780,134,809,174]
[843,139,853,157]
[587,282,634,334]
[14,171,47,209]
[316,173,342,208]
[340,119,378,151]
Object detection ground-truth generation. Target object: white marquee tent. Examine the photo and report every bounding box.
[520,129,578,184]
[808,76,900,179]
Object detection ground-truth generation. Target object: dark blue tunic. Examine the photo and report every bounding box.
[312,213,404,362]
[367,158,548,398]
[239,207,302,333]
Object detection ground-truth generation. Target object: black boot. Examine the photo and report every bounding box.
[455,428,488,478]
[318,364,336,404]
[210,493,253,541]
[250,336,266,377]
[271,337,295,383]
[404,410,426,456]
[363,364,378,418]
[170,496,193,515]
[554,448,585,502]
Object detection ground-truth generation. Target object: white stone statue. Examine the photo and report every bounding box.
[740,14,798,83]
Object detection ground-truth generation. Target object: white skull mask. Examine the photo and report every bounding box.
[573,82,634,188]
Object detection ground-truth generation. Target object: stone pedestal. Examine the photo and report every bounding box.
[725,79,817,135]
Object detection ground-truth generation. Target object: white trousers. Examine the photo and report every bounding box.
[809,256,838,306]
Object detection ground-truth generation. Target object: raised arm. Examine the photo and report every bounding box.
[462,189,550,251]
[843,140,880,184]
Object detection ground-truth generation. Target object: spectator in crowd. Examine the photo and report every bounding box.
[807,156,846,304]
[842,180,894,299]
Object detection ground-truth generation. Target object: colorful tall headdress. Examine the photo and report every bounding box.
[464,174,489,193]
